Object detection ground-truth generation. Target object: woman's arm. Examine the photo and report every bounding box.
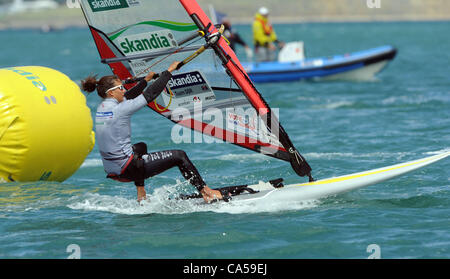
[232,32,248,47]
[124,71,157,100]
[124,79,148,100]
[141,62,180,103]
[116,63,178,117]
[141,71,172,103]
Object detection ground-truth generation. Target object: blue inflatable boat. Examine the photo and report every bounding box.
[242,45,397,83]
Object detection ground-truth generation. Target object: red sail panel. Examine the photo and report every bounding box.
[89,27,133,82]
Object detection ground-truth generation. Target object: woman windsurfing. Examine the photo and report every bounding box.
[81,61,223,203]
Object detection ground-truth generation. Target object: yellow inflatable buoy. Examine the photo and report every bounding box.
[0,66,95,183]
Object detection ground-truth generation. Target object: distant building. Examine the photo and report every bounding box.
[5,0,59,14]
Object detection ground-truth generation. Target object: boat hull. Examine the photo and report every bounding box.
[242,45,397,83]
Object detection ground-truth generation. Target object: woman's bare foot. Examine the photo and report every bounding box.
[136,186,147,203]
[200,186,223,203]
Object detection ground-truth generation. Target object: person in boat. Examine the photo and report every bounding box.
[221,18,253,59]
[81,61,223,203]
[252,6,285,62]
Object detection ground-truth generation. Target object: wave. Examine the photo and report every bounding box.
[216,151,415,162]
[311,101,356,110]
[67,182,321,215]
[304,151,412,160]
[372,194,448,209]
[80,159,103,168]
[0,181,85,212]
[381,95,449,106]
[424,148,450,156]
[217,153,268,162]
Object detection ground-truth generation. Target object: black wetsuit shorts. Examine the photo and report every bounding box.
[119,144,207,192]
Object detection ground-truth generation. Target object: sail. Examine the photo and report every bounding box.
[79,0,313,179]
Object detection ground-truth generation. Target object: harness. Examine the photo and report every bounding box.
[106,142,148,184]
[106,155,135,182]
[256,18,273,36]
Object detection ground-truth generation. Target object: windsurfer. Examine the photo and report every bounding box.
[221,18,253,59]
[252,7,285,62]
[81,61,223,203]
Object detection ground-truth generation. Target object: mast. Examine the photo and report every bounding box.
[179,0,313,180]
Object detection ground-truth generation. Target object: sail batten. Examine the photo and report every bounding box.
[79,0,313,179]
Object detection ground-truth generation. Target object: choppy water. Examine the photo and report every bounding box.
[0,21,449,259]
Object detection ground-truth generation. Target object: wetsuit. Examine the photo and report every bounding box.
[224,26,248,51]
[95,71,207,191]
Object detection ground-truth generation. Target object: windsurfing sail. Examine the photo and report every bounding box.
[79,0,313,181]
[208,4,227,24]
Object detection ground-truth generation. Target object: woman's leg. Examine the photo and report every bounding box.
[122,149,222,202]
[142,150,207,191]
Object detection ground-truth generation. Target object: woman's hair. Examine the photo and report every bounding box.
[81,74,120,98]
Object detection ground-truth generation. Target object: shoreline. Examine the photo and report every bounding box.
[2,17,450,31]
[1,7,449,31]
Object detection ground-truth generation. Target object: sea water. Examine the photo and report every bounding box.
[0,21,449,259]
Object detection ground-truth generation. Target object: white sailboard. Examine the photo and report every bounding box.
[226,151,450,204]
